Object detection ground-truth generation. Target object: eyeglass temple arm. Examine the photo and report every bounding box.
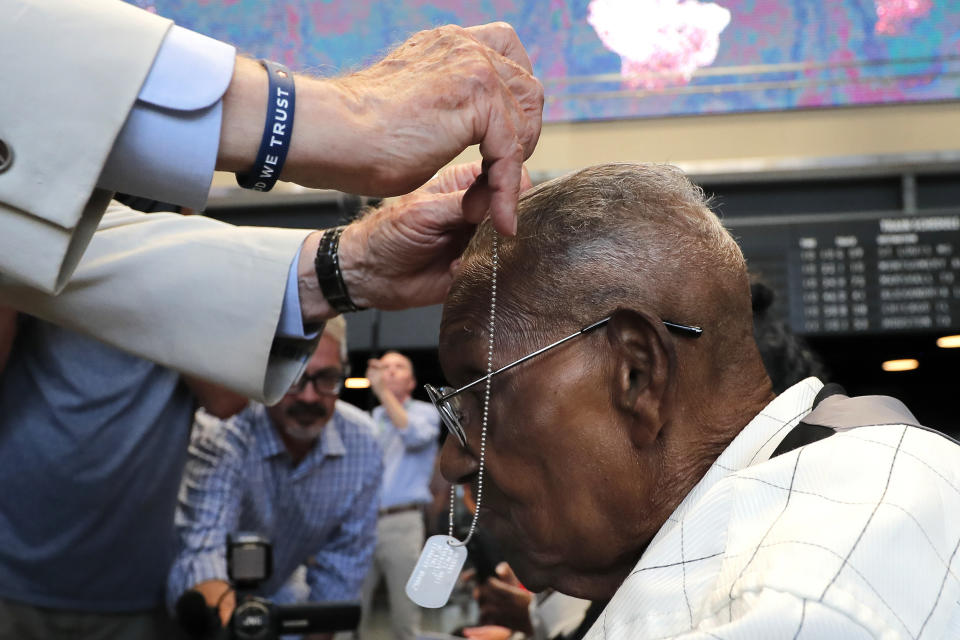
[663,320,703,338]
[446,317,701,399]
[450,317,613,397]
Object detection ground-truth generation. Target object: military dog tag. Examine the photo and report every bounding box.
[405,535,468,608]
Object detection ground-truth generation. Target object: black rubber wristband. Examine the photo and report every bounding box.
[315,227,365,313]
[236,60,295,191]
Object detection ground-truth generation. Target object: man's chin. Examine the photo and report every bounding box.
[497,542,565,593]
[496,534,626,600]
[505,553,618,600]
[506,561,551,593]
[282,421,326,442]
[478,507,577,592]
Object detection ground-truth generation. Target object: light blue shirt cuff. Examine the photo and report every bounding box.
[98,25,236,210]
[278,245,320,340]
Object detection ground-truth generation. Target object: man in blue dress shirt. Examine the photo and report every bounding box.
[167,316,382,633]
[0,306,245,640]
[360,351,441,640]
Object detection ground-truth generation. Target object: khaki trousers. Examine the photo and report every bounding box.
[359,509,425,640]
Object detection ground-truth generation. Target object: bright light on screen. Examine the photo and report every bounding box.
[133,0,960,122]
[586,0,731,90]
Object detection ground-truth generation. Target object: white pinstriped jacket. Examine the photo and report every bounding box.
[585,378,960,639]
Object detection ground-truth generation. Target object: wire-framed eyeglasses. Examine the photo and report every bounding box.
[425,316,702,447]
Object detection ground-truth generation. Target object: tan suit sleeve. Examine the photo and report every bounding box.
[0,0,171,294]
[0,203,317,404]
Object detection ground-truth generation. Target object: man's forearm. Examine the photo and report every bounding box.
[216,57,366,192]
[213,22,542,223]
[295,222,383,323]
[291,164,485,320]
[377,389,410,430]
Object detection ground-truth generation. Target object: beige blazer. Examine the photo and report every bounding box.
[0,1,315,402]
[0,204,315,403]
[0,0,174,293]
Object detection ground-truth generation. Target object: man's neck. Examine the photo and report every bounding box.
[276,428,320,466]
[646,379,776,558]
[389,389,411,405]
[683,364,776,460]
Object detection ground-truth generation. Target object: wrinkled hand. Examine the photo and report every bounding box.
[193,579,235,627]
[475,563,534,635]
[337,162,531,311]
[325,23,543,235]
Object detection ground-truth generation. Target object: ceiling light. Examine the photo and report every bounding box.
[881,359,919,372]
[936,335,960,349]
[344,377,371,389]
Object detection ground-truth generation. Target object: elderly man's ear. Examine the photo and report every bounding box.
[605,308,677,450]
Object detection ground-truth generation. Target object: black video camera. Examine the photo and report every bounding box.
[176,533,361,639]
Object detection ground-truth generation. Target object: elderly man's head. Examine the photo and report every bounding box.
[438,163,774,599]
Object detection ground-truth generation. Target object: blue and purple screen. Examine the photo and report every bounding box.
[132,0,960,122]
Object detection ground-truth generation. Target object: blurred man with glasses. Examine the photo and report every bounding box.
[167,316,382,633]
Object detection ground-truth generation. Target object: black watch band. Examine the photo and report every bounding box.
[314,226,364,314]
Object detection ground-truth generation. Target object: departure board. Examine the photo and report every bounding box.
[727,213,960,335]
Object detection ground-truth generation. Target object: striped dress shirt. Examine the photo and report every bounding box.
[166,401,382,609]
[585,378,960,639]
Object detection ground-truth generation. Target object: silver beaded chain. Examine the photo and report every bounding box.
[448,233,498,546]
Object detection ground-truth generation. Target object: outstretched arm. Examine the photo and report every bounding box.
[218,24,542,236]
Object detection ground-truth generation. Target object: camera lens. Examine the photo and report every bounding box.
[233,599,272,640]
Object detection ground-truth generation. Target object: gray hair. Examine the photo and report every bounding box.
[323,315,349,363]
[449,163,751,355]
